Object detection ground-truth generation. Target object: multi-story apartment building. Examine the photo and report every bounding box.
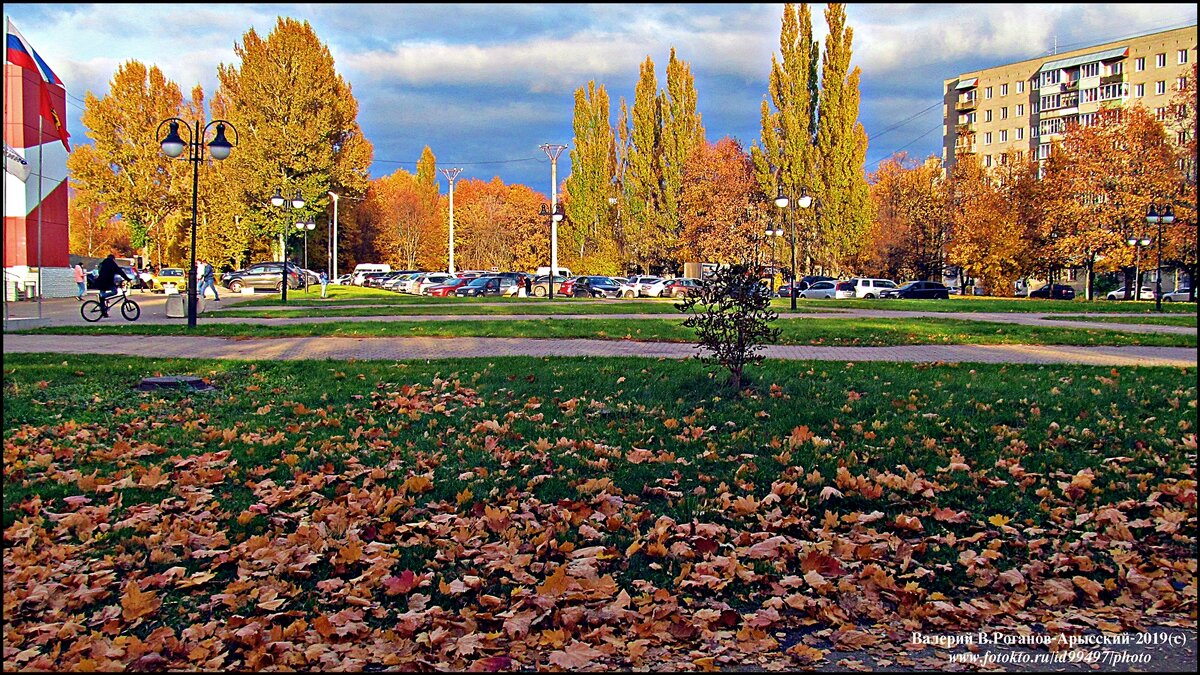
[943,25,1197,172]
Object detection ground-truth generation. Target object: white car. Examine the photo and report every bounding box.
[800,280,838,299]
[413,273,452,295]
[636,277,668,297]
[1106,286,1156,301]
[1162,287,1194,302]
[847,277,898,299]
[617,279,640,298]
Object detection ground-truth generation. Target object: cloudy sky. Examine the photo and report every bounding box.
[5,3,1197,194]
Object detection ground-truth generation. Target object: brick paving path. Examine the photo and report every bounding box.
[4,334,1195,366]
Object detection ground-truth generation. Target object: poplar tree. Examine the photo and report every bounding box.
[660,48,706,262]
[214,17,373,264]
[622,57,667,274]
[815,3,872,274]
[564,81,618,271]
[751,3,818,279]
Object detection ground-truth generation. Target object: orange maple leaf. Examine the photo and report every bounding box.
[120,581,160,621]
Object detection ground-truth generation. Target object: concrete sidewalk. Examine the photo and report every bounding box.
[3,334,1196,366]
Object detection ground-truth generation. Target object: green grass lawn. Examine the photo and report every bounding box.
[1045,314,1198,327]
[3,353,1195,670]
[788,296,1199,314]
[20,315,1198,347]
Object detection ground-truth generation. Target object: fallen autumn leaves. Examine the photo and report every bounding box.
[3,355,1197,671]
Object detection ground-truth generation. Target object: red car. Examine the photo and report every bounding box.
[425,278,470,297]
[660,278,703,298]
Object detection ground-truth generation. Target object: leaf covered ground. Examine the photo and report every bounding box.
[3,355,1196,671]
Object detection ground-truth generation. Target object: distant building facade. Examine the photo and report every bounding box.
[943,25,1197,172]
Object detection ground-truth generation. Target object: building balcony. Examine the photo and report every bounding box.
[956,98,978,112]
[1100,73,1126,86]
[955,123,974,135]
[1062,80,1079,92]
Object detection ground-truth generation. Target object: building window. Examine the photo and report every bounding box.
[1033,100,1040,113]
[1001,106,1008,120]
[1016,103,1024,116]
[1180,49,1190,64]
[985,86,993,99]
[1001,83,1008,96]
[1111,62,1123,75]
[1037,144,1051,160]
[1100,83,1128,100]
[1156,80,1166,95]
[1082,88,1098,103]
[1079,112,1097,127]
[1017,81,1024,94]
[1180,131,1191,145]
[1081,62,1099,78]
[985,109,993,122]
[984,154,992,168]
[1016,127,1024,141]
[1156,53,1166,68]
[1179,77,1188,91]
[1000,129,1008,142]
[1135,57,1146,71]
[984,132,993,145]
[1042,70,1061,86]
[1135,83,1145,97]
[1156,107,1169,121]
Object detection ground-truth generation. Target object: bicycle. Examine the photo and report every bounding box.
[81,283,141,322]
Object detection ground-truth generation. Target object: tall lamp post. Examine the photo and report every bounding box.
[1125,232,1152,302]
[540,143,567,281]
[1147,204,1174,312]
[440,168,463,274]
[156,117,237,328]
[765,221,784,294]
[773,186,813,310]
[295,219,316,291]
[539,203,565,298]
[328,192,339,280]
[270,188,305,303]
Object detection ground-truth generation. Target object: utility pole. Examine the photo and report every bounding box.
[327,192,339,279]
[540,144,567,277]
[439,168,463,274]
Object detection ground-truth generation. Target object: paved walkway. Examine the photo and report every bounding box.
[4,334,1195,366]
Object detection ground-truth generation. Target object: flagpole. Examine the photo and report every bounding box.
[37,113,43,319]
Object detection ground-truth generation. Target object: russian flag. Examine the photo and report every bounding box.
[6,18,64,86]
[6,19,69,151]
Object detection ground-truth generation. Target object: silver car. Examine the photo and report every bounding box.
[1162,287,1194,302]
[799,280,838,299]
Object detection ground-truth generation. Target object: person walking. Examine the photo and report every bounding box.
[95,254,131,317]
[523,275,532,298]
[198,260,220,301]
[319,270,329,299]
[73,263,86,300]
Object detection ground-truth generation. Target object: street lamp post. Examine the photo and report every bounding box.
[774,186,813,310]
[270,188,306,303]
[1146,204,1175,312]
[156,117,237,328]
[765,222,784,294]
[540,143,567,281]
[295,219,316,292]
[328,192,339,279]
[539,203,565,298]
[1125,233,1152,302]
[440,168,463,274]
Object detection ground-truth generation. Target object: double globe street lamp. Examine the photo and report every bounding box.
[270,188,306,303]
[1125,233,1152,302]
[1146,203,1175,312]
[773,186,813,310]
[157,117,237,328]
[538,203,565,299]
[295,219,316,292]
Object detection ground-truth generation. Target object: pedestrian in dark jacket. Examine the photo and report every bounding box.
[96,254,132,316]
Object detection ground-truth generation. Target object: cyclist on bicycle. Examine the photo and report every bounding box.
[95,254,132,317]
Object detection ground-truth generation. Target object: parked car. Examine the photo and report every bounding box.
[455,276,505,297]
[617,279,640,298]
[1106,286,1157,301]
[880,280,950,300]
[530,274,570,297]
[379,273,410,291]
[333,274,353,286]
[221,262,303,293]
[660,278,704,298]
[628,275,663,297]
[777,275,838,298]
[412,273,452,295]
[560,275,622,298]
[425,277,471,297]
[1162,287,1194,302]
[846,277,898,299]
[799,280,839,299]
[834,281,857,300]
[1024,283,1076,300]
[399,272,431,294]
[150,267,189,293]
